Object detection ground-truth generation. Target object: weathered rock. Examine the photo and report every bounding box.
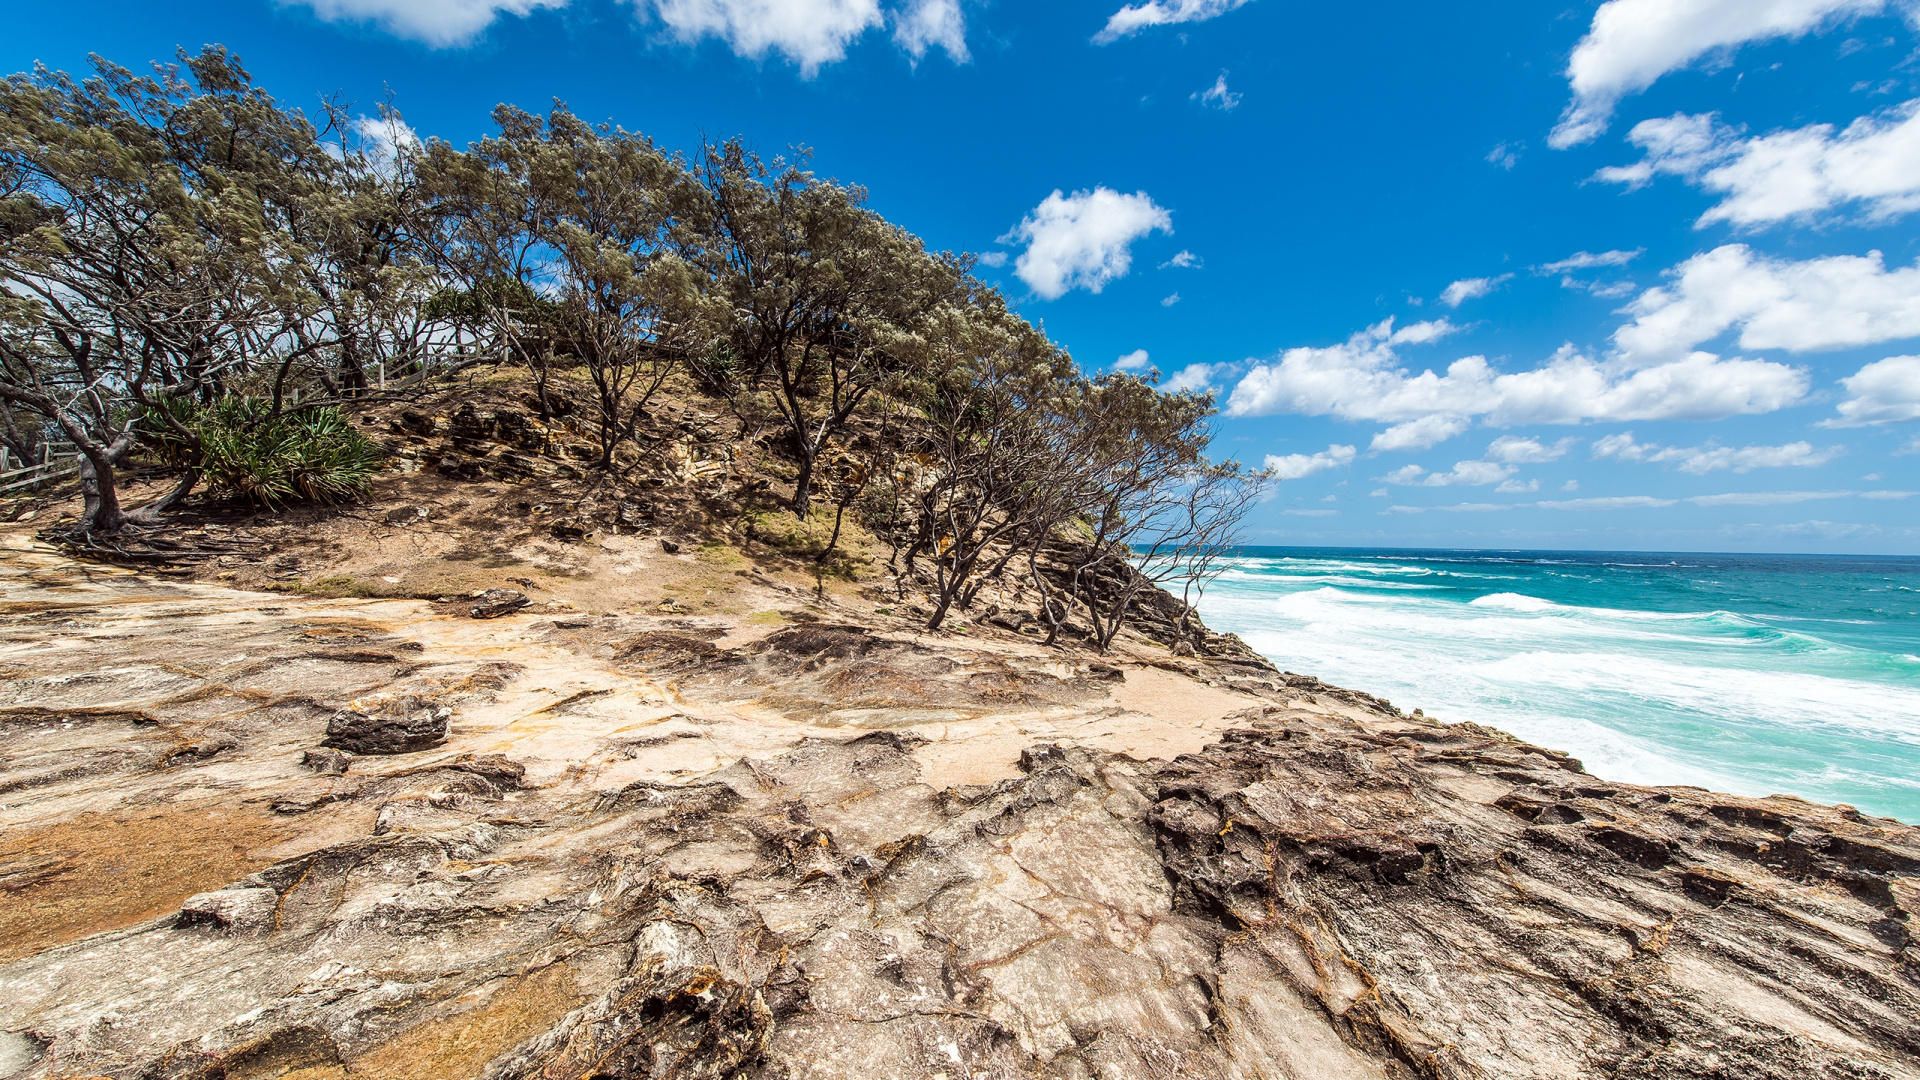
[176,887,279,933]
[2,553,1917,1080]
[469,588,530,618]
[300,746,353,774]
[661,538,682,554]
[322,695,451,754]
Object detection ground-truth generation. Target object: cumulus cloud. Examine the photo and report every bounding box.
[292,0,569,46]
[1485,435,1575,462]
[1369,415,1472,453]
[1440,274,1512,308]
[1591,431,1844,472]
[1115,349,1152,371]
[1004,188,1173,300]
[1487,143,1521,170]
[1597,103,1920,227]
[1162,361,1227,393]
[892,0,968,60]
[1616,244,1920,360]
[649,0,887,74]
[1263,444,1357,481]
[1384,460,1518,487]
[1094,0,1253,42]
[1224,320,1806,433]
[976,251,1008,268]
[1161,293,1181,307]
[1194,73,1242,110]
[1161,250,1202,269]
[1828,354,1920,423]
[1550,0,1892,148]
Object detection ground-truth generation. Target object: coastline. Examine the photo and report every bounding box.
[1,541,1916,1078]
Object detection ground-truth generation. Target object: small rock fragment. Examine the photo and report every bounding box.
[469,589,531,619]
[177,887,279,933]
[660,539,681,554]
[300,747,353,775]
[323,695,452,755]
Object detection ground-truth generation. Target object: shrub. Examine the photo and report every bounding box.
[138,398,383,507]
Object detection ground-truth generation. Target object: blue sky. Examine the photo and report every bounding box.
[9,0,1920,553]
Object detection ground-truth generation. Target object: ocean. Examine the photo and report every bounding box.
[1195,548,1920,824]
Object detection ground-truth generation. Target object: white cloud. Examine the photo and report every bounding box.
[1497,478,1541,493]
[1385,460,1518,487]
[1282,508,1339,517]
[356,114,421,158]
[1487,143,1520,170]
[976,251,1008,268]
[292,0,568,46]
[1540,249,1643,274]
[1161,250,1202,269]
[1194,73,1242,110]
[892,0,968,60]
[1486,435,1575,462]
[1094,0,1253,42]
[1597,102,1920,227]
[1370,414,1472,453]
[1161,292,1181,307]
[1115,349,1152,371]
[650,0,885,74]
[1550,0,1893,148]
[1162,362,1225,393]
[1440,274,1512,308]
[1263,444,1357,481]
[1004,188,1172,300]
[1224,320,1806,429]
[1591,431,1844,472]
[1537,495,1678,510]
[1616,244,1920,360]
[1384,502,1508,514]
[1561,479,1580,491]
[1687,489,1854,505]
[1829,354,1920,423]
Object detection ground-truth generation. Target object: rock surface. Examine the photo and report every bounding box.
[0,539,1914,1080]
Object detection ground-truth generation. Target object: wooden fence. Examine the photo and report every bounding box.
[0,442,81,495]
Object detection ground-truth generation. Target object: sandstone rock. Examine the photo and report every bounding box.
[469,588,530,618]
[176,887,278,933]
[300,747,353,775]
[322,695,451,755]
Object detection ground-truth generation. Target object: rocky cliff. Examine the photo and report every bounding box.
[0,537,1916,1080]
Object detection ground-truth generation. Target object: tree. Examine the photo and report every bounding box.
[689,140,956,516]
[0,48,290,535]
[904,295,1074,630]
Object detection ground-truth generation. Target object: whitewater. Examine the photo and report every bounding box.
[1196,548,1920,823]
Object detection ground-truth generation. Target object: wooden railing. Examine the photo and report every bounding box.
[0,443,81,495]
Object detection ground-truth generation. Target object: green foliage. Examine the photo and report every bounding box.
[138,398,383,507]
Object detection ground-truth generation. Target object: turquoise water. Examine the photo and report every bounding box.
[1196,548,1920,823]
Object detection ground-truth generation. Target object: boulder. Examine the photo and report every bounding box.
[323,695,451,755]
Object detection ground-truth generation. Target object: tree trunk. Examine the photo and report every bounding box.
[789,449,816,517]
[125,469,200,526]
[816,502,847,563]
[77,446,127,536]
